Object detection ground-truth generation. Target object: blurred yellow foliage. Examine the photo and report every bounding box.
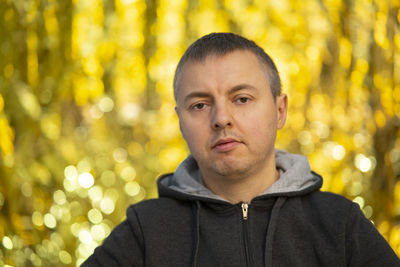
[0,0,399,266]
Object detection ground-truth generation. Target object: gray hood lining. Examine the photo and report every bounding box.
[160,149,320,202]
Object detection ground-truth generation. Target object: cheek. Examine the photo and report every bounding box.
[179,117,207,149]
[240,110,277,138]
[180,120,193,143]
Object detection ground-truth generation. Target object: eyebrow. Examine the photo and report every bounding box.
[228,84,257,94]
[182,83,258,106]
[183,92,212,105]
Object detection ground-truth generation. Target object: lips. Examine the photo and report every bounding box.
[212,138,242,152]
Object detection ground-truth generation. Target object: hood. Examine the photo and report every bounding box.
[158,149,322,203]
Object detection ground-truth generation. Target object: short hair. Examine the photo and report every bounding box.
[173,32,282,101]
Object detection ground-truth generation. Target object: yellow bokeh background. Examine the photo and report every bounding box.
[0,0,399,266]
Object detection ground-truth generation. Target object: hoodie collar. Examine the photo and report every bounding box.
[158,149,322,202]
[262,149,321,195]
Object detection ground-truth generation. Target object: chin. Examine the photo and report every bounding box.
[211,161,251,178]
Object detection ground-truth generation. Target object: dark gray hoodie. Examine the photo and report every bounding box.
[82,150,400,267]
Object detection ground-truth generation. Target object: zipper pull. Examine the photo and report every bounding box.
[241,203,248,220]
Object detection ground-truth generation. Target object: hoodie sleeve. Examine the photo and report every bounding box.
[81,206,145,267]
[346,202,400,266]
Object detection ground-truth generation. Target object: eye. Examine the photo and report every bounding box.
[192,103,206,110]
[236,97,250,104]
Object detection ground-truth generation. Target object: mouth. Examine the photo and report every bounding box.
[212,138,242,152]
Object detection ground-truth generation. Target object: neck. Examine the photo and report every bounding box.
[201,165,280,204]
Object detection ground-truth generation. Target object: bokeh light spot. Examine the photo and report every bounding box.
[53,190,66,205]
[353,196,365,208]
[98,96,114,112]
[59,250,72,264]
[64,165,78,180]
[88,208,103,224]
[125,181,140,197]
[44,213,57,229]
[88,186,103,202]
[120,103,141,123]
[297,131,312,145]
[121,166,136,182]
[32,211,44,227]
[332,145,346,160]
[79,172,94,188]
[113,148,128,163]
[100,198,115,214]
[78,229,92,244]
[91,225,106,241]
[355,154,372,173]
[2,236,13,250]
[21,182,32,197]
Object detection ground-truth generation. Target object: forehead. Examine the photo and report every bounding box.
[182,49,265,76]
[176,50,269,100]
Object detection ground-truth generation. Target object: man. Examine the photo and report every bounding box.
[83,33,399,266]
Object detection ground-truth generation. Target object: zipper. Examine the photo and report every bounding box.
[241,203,248,220]
[241,203,251,266]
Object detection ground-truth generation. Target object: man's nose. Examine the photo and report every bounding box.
[211,103,233,130]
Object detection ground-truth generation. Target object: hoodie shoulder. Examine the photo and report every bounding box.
[124,198,195,266]
[127,198,193,223]
[280,190,355,228]
[306,191,400,265]
[302,190,354,215]
[309,190,353,207]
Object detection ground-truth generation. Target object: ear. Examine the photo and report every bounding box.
[276,94,288,129]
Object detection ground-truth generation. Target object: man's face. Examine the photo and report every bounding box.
[175,50,287,181]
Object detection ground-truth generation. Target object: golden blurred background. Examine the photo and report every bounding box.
[0,0,399,266]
